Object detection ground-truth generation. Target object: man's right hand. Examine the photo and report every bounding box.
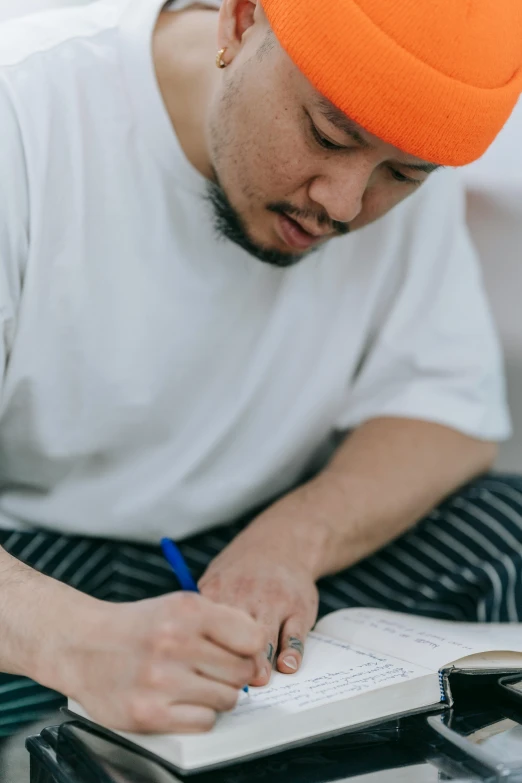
[47,591,265,734]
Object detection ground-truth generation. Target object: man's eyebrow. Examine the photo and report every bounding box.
[316,97,373,149]
[399,161,443,174]
[316,97,443,174]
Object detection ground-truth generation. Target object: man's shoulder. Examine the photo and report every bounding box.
[0,0,123,72]
[0,1,134,180]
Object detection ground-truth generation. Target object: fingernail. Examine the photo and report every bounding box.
[282,655,298,671]
[261,665,270,680]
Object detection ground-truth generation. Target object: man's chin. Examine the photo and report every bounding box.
[236,236,309,268]
[205,180,313,268]
[216,216,309,268]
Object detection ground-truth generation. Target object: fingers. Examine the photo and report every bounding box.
[193,639,256,689]
[249,624,279,687]
[225,610,310,686]
[165,705,217,734]
[124,671,242,734]
[276,617,308,674]
[164,671,240,713]
[127,700,218,735]
[201,597,265,659]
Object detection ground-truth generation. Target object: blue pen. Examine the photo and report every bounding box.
[160,538,249,694]
[161,537,199,591]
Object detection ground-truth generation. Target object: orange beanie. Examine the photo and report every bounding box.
[261,0,522,165]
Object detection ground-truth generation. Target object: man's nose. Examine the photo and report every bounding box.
[307,163,373,225]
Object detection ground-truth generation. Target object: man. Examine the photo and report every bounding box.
[0,0,521,739]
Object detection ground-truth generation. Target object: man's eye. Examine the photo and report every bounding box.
[389,168,421,185]
[310,122,344,151]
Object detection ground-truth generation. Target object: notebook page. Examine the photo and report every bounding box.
[316,608,522,671]
[211,631,431,729]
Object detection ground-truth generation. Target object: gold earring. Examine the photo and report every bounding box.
[216,47,227,69]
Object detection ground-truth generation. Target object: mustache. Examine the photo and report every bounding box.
[267,202,350,236]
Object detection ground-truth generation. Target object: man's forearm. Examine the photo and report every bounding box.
[0,546,98,687]
[247,418,497,580]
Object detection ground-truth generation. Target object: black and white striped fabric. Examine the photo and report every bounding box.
[0,473,521,738]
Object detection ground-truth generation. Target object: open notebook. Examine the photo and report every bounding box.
[68,607,522,773]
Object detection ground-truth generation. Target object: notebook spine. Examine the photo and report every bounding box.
[438,670,446,702]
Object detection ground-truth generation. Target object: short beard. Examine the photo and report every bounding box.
[205,179,310,268]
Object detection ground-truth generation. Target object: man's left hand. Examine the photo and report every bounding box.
[198,522,319,687]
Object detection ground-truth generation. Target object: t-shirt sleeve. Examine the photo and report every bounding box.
[336,169,511,441]
[0,80,29,395]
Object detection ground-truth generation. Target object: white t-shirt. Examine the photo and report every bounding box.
[0,0,511,542]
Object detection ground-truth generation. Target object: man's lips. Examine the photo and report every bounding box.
[275,212,331,251]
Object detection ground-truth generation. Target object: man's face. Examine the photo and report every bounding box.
[206,18,440,267]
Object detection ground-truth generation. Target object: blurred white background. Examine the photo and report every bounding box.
[463,99,522,472]
[0,0,521,471]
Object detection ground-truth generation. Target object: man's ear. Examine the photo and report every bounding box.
[217,0,258,63]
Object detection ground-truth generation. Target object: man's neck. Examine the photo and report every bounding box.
[153,6,220,179]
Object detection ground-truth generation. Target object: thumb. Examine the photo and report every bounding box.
[277,616,307,674]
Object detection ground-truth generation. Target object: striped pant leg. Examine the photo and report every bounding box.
[96,543,179,602]
[92,521,248,601]
[318,473,522,622]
